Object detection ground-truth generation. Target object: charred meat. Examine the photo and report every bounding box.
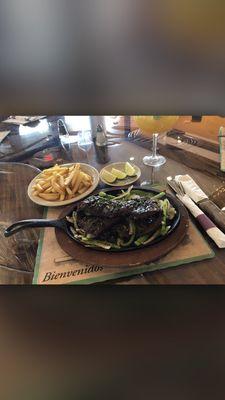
[76,214,120,238]
[76,195,162,239]
[77,195,161,220]
[135,214,163,237]
[69,187,177,249]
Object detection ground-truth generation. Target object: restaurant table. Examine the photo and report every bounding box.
[0,116,225,284]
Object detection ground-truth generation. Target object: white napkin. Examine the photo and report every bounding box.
[175,174,208,203]
[176,193,225,248]
[0,130,10,143]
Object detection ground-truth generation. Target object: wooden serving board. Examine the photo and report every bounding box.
[55,195,189,268]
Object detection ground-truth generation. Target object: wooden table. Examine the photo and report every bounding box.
[0,116,225,284]
[0,163,43,283]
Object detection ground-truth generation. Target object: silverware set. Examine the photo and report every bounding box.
[167,176,225,248]
[167,176,186,197]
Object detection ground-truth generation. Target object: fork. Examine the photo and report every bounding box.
[167,176,185,197]
[167,176,225,248]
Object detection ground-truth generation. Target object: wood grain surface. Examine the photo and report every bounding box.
[0,163,44,283]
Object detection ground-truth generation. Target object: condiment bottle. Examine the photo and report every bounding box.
[94,124,110,164]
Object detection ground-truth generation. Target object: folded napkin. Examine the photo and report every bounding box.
[0,130,10,143]
[175,193,225,248]
[175,174,225,233]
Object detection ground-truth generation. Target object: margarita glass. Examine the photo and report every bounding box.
[134,116,178,167]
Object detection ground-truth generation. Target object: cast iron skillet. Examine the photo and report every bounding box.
[4,187,181,252]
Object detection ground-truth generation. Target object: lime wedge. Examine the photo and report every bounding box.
[101,169,117,183]
[125,162,136,176]
[111,168,127,179]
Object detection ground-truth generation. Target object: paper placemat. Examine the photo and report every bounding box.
[33,208,215,285]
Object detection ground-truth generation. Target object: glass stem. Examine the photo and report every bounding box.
[152,133,158,158]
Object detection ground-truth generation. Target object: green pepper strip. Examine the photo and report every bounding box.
[79,236,121,250]
[113,185,133,200]
[134,234,149,246]
[99,192,116,199]
[151,192,165,200]
[143,228,161,244]
[72,211,79,230]
[117,221,136,247]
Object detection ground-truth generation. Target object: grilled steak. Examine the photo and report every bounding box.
[76,195,163,239]
[77,196,161,220]
[77,214,120,238]
[77,211,163,240]
[135,214,162,237]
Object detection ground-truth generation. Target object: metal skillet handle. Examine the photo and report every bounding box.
[4,219,64,237]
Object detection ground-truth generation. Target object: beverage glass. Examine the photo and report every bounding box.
[134,116,179,167]
[78,130,93,161]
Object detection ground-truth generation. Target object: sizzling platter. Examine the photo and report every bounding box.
[65,186,180,251]
[5,186,189,268]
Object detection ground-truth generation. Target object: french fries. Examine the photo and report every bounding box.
[32,164,93,202]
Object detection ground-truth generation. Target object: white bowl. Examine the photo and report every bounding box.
[28,163,99,207]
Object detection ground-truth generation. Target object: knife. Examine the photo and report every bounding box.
[174,174,225,233]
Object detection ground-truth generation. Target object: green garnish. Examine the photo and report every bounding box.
[113,185,133,200]
[68,186,176,250]
[117,221,136,247]
[134,235,149,246]
[99,191,115,199]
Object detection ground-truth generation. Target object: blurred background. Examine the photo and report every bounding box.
[0,0,225,114]
[1,1,225,398]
